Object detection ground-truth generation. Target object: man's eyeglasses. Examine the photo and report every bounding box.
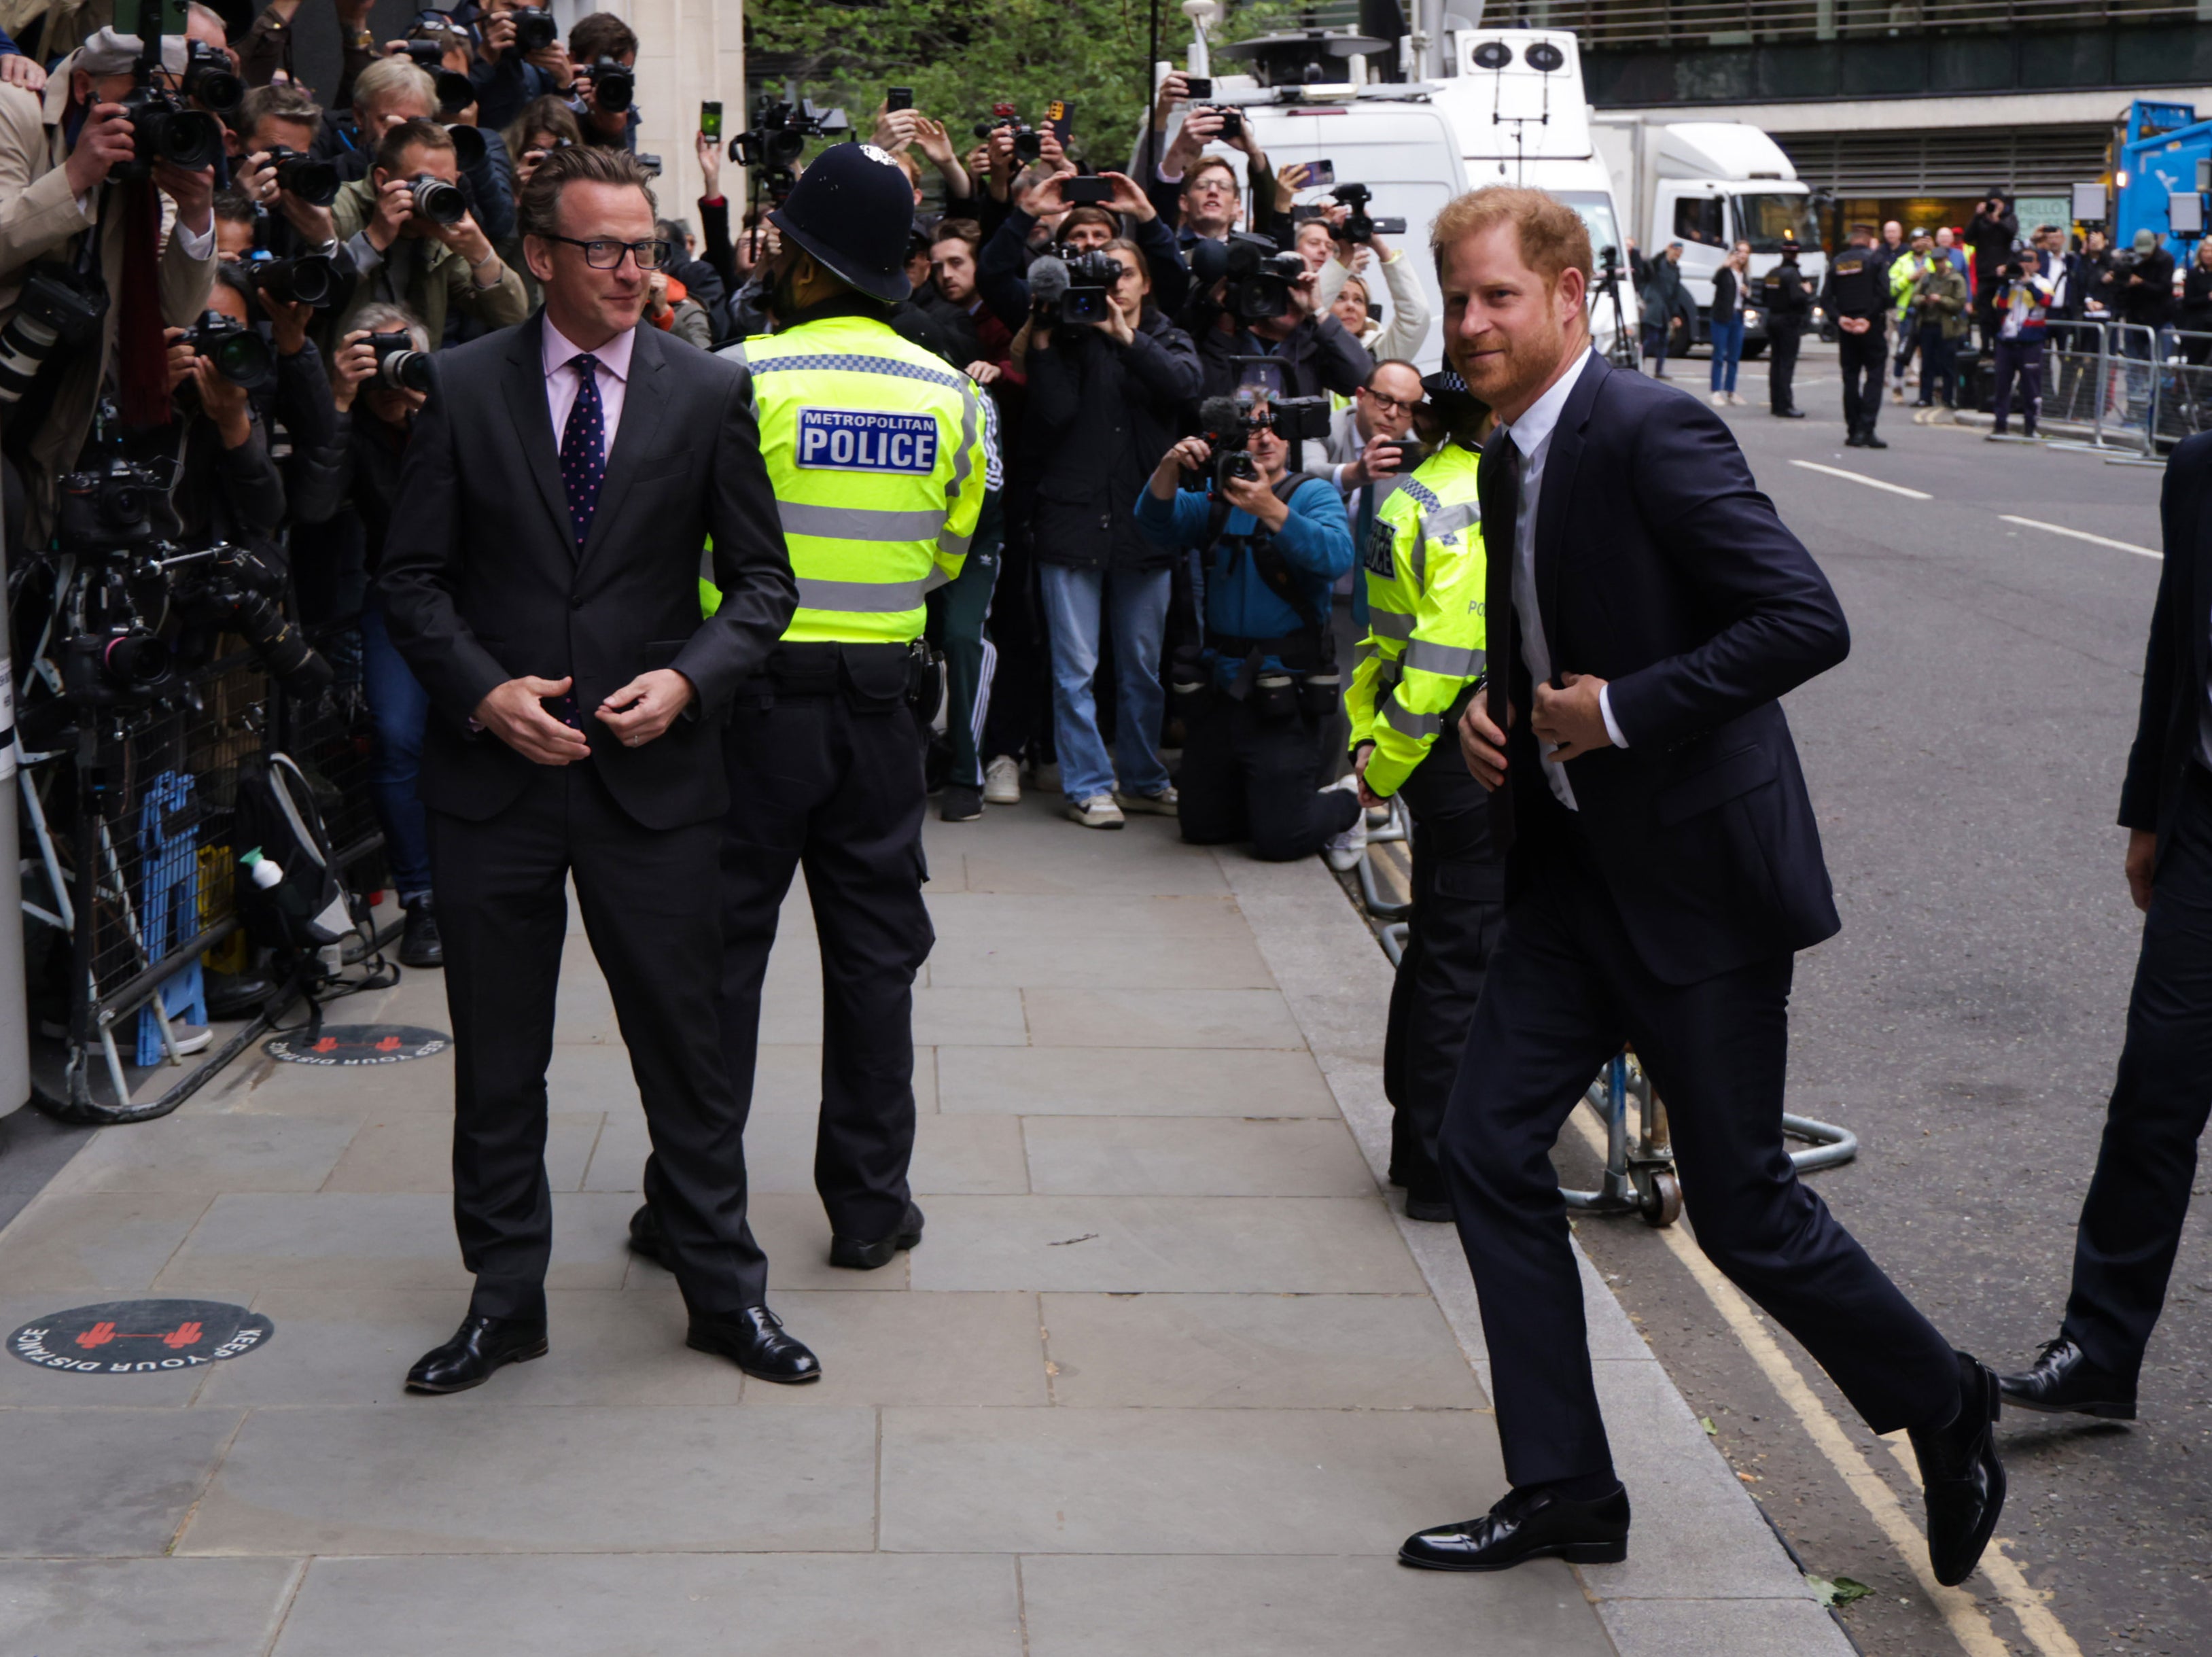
[1360,388,1416,417]
[541,234,672,270]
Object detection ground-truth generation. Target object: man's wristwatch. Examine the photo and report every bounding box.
[349,27,374,50]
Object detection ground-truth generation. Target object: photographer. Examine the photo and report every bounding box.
[1987,253,2056,440]
[233,84,342,250]
[470,0,572,133]
[2181,239,2212,364]
[311,301,440,966]
[1029,238,1200,828]
[162,265,285,546]
[567,13,637,153]
[2119,228,2177,336]
[1967,190,2019,350]
[327,117,527,347]
[1147,76,1282,244]
[873,100,975,215]
[1137,400,1359,863]
[1315,213,1430,365]
[1323,358,1424,639]
[1191,256,1372,472]
[1636,240,1694,378]
[315,56,435,180]
[0,26,218,536]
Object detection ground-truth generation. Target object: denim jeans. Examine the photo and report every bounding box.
[359,595,434,901]
[1708,313,1744,393]
[1038,562,1172,803]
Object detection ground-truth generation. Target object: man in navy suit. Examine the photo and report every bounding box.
[1395,186,2006,1586]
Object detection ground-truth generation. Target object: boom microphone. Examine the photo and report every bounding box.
[1028,254,1070,308]
[1198,395,1243,438]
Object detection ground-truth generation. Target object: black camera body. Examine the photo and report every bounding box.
[172,544,332,697]
[510,7,559,52]
[247,245,338,308]
[589,56,634,112]
[264,144,338,207]
[179,38,243,116]
[0,266,107,414]
[972,110,1043,162]
[368,329,433,392]
[1059,249,1121,325]
[188,309,275,391]
[731,96,849,170]
[408,172,468,226]
[120,76,224,176]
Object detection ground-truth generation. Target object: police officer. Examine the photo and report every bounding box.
[632,142,991,1277]
[1761,242,1810,419]
[1822,224,1890,448]
[1345,373,1500,1221]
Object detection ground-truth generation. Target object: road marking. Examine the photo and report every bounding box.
[1998,514,2161,561]
[1565,1105,2080,1657]
[1788,459,1933,499]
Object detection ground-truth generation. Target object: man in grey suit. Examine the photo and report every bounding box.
[379,145,813,1394]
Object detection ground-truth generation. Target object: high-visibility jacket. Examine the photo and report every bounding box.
[709,311,991,643]
[1345,440,1486,801]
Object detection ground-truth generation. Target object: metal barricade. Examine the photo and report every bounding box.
[1354,795,1411,922]
[2039,321,2109,432]
[2154,328,2212,449]
[2045,321,2159,461]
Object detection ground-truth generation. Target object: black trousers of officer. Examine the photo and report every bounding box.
[707,652,935,1246]
[1436,819,1959,1490]
[434,762,769,1319]
[1838,325,1889,436]
[1178,688,1360,861]
[1383,744,1505,1204]
[2062,763,2212,1380]
[1766,324,1803,414]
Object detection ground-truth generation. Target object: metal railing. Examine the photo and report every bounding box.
[2039,321,2165,463]
[1495,0,2198,48]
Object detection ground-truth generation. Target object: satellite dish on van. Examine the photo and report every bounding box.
[1471,39,1513,69]
[1525,40,1566,72]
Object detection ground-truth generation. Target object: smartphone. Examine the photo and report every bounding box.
[700,100,722,139]
[888,86,913,112]
[1061,176,1112,205]
[1184,75,1212,99]
[1306,158,1335,188]
[1042,99,1074,145]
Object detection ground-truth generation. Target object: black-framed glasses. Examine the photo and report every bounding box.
[1360,388,1415,416]
[541,233,671,270]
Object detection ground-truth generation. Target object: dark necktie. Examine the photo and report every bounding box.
[1478,437,1520,852]
[560,353,607,547]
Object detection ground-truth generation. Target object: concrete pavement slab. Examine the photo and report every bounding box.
[179,1404,878,1554]
[0,1558,300,1657]
[0,1407,242,1556]
[1021,1115,1373,1196]
[1021,986,1304,1049]
[1040,1291,1484,1410]
[926,930,1274,988]
[923,892,1250,939]
[1598,1596,1857,1656]
[743,1290,1049,1407]
[879,1405,1498,1554]
[41,1113,357,1196]
[1019,1554,1612,1657]
[270,1554,1023,1656]
[0,1191,213,1293]
[321,1111,601,1193]
[936,1044,1337,1116]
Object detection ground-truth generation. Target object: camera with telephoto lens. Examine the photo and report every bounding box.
[119,66,224,177]
[188,309,275,391]
[263,144,338,206]
[368,329,433,392]
[179,38,243,116]
[244,209,340,308]
[408,172,468,226]
[509,6,559,52]
[1058,249,1121,325]
[588,56,633,112]
[731,94,849,169]
[0,266,107,417]
[400,40,478,115]
[171,543,332,697]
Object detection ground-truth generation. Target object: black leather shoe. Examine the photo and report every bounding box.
[1844,432,1867,447]
[405,1313,548,1394]
[1774,407,1806,419]
[1998,1336,2137,1420]
[203,969,276,1020]
[628,1202,669,1268]
[400,899,444,969]
[830,1200,924,1270]
[1400,1482,1630,1571]
[1910,1350,2006,1587]
[941,783,984,822]
[1861,433,1889,449]
[688,1306,822,1384]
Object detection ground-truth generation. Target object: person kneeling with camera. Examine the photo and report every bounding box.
[1136,398,1360,862]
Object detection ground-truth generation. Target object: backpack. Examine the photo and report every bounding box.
[231,752,353,952]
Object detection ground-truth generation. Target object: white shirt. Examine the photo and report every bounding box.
[541,316,635,460]
[1501,345,1628,810]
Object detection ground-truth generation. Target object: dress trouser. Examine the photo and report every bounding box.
[1435,825,1959,1489]
[1177,688,1359,862]
[1990,336,2046,434]
[926,489,1003,792]
[1383,746,1505,1202]
[2062,762,2212,1380]
[708,683,935,1245]
[432,761,767,1319]
[1767,324,1802,413]
[1838,326,1888,436]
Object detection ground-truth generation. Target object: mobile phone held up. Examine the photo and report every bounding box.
[888,86,913,112]
[1184,75,1212,100]
[1306,159,1335,188]
[700,100,722,139]
[1061,177,1112,206]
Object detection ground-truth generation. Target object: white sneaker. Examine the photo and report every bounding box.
[1727,391,1746,406]
[1319,773,1367,872]
[1115,785,1179,817]
[983,755,1021,805]
[1710,391,1729,407]
[1066,795,1125,830]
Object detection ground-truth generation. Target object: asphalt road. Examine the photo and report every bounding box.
[1547,346,2207,1656]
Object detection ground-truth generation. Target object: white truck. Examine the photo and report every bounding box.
[1590,117,1827,355]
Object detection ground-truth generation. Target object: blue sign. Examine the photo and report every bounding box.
[796,408,938,474]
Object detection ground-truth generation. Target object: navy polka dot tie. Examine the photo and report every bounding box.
[560,352,606,547]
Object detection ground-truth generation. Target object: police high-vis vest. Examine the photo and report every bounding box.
[1345,440,1486,801]
[714,311,991,644]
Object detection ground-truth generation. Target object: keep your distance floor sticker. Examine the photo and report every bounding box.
[10,1300,275,1376]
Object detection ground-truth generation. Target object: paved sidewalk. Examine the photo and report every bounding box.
[0,793,1845,1656]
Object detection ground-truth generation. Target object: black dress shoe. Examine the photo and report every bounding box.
[203,969,276,1020]
[1861,433,1889,449]
[1998,1336,2137,1420]
[1773,407,1807,419]
[688,1306,822,1384]
[1910,1350,2006,1587]
[830,1200,925,1270]
[941,783,984,822]
[1400,1482,1630,1571]
[406,1313,548,1394]
[400,899,444,969]
[628,1202,669,1268]
[1844,432,1867,447]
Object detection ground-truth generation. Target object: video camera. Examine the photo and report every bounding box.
[973,104,1043,162]
[1197,391,1332,490]
[0,268,107,421]
[1059,249,1120,324]
[1191,232,1306,324]
[730,94,851,170]
[1327,184,1405,245]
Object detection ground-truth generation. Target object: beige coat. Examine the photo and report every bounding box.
[0,68,217,539]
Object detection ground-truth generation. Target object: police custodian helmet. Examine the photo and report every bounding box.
[768,141,917,304]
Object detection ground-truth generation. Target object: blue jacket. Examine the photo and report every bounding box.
[1136,474,1352,686]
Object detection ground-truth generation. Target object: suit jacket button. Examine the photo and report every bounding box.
[571,595,584,609]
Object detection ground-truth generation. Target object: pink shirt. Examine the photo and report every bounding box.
[541,316,635,459]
